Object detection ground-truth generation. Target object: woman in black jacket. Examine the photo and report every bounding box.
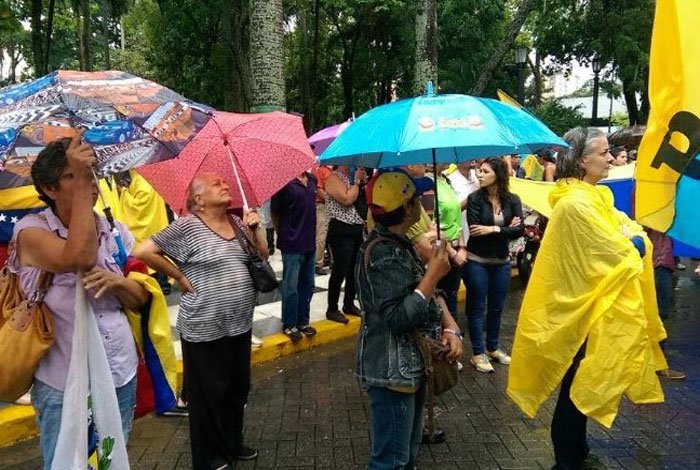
[465,158,524,373]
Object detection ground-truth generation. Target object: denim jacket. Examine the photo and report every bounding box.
[355,226,442,389]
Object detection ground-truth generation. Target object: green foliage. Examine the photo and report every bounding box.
[610,111,629,128]
[530,98,586,136]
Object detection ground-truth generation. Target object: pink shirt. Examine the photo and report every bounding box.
[8,208,138,391]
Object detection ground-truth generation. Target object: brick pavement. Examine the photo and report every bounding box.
[2,274,699,469]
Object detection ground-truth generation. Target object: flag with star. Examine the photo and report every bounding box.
[0,184,45,243]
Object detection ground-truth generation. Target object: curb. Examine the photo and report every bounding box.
[0,316,362,448]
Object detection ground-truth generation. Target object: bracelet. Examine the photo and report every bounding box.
[443,328,463,340]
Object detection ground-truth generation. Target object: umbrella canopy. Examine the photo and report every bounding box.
[319,84,566,168]
[608,125,646,150]
[137,111,316,215]
[308,121,350,155]
[0,70,211,190]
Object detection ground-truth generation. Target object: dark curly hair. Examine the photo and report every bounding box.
[31,138,71,209]
[478,157,511,204]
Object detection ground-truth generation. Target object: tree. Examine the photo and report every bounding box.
[250,0,285,112]
[470,0,538,96]
[413,0,436,94]
[530,98,586,136]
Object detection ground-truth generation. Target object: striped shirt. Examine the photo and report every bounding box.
[152,214,256,342]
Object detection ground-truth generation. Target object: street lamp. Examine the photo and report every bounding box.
[591,57,602,126]
[515,47,528,105]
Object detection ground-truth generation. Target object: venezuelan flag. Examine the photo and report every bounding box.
[0,185,45,243]
[636,0,700,249]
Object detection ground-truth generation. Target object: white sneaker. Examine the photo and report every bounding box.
[457,361,464,372]
[251,335,263,348]
[470,354,495,373]
[487,349,511,365]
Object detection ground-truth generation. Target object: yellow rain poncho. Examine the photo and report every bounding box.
[507,178,667,428]
[118,170,169,244]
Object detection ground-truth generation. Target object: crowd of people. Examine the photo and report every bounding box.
[4,125,695,470]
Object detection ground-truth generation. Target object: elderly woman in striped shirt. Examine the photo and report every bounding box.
[134,172,267,470]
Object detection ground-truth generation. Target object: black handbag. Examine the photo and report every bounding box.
[229,216,280,293]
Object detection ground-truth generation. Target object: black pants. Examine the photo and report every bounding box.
[181,330,252,470]
[552,346,589,470]
[438,264,462,317]
[326,222,363,312]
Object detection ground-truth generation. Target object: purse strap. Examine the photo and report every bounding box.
[227,214,258,258]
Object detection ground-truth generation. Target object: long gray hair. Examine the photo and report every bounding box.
[556,127,606,179]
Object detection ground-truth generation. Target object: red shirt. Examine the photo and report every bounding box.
[312,166,332,203]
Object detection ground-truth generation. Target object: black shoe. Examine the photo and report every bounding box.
[342,305,362,316]
[235,446,258,460]
[298,324,317,336]
[421,429,446,444]
[326,310,349,324]
[315,266,330,275]
[283,326,303,342]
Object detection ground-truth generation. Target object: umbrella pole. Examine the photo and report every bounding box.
[432,148,441,240]
[225,143,250,211]
[92,169,116,230]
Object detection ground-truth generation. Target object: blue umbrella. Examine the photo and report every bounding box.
[320,82,566,234]
[320,82,566,167]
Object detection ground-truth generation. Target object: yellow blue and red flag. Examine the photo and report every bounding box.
[636,0,700,249]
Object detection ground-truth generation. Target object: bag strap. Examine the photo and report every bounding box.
[227,214,258,258]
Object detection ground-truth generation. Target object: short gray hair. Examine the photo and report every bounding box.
[556,127,606,179]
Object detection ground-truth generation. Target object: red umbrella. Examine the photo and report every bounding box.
[137,111,316,214]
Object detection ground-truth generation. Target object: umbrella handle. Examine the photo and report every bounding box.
[432,148,441,240]
[225,143,250,211]
[92,168,116,230]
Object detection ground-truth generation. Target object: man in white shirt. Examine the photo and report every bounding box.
[447,161,480,247]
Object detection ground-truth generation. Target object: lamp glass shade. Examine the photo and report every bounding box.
[515,47,528,65]
[592,57,602,74]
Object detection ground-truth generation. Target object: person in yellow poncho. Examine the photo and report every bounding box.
[507,127,667,470]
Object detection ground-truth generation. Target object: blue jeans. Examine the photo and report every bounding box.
[366,385,426,470]
[281,251,316,328]
[464,260,511,355]
[31,376,137,470]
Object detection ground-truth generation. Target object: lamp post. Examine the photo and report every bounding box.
[515,47,528,105]
[591,57,602,126]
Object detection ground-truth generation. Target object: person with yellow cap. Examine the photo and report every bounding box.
[355,170,463,469]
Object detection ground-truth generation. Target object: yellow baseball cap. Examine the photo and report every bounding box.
[365,170,417,216]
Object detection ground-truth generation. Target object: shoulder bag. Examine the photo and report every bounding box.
[0,260,55,402]
[228,216,280,293]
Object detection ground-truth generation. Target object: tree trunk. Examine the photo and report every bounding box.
[44,0,56,72]
[299,4,311,132]
[638,65,650,124]
[413,0,437,94]
[100,0,112,69]
[120,16,125,50]
[9,42,19,83]
[470,0,537,96]
[341,58,354,120]
[249,0,286,112]
[308,0,321,131]
[222,0,251,112]
[622,78,639,125]
[80,0,93,71]
[30,0,45,76]
[529,50,543,107]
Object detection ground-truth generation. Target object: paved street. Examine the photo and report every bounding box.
[2,273,699,469]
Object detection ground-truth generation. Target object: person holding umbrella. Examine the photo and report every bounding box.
[8,134,150,469]
[134,172,266,469]
[356,170,462,469]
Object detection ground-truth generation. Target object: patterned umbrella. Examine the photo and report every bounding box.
[137,111,317,214]
[0,70,212,190]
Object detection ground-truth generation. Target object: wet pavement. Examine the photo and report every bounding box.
[1,272,699,469]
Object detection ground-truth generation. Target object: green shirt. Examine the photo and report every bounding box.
[435,176,462,242]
